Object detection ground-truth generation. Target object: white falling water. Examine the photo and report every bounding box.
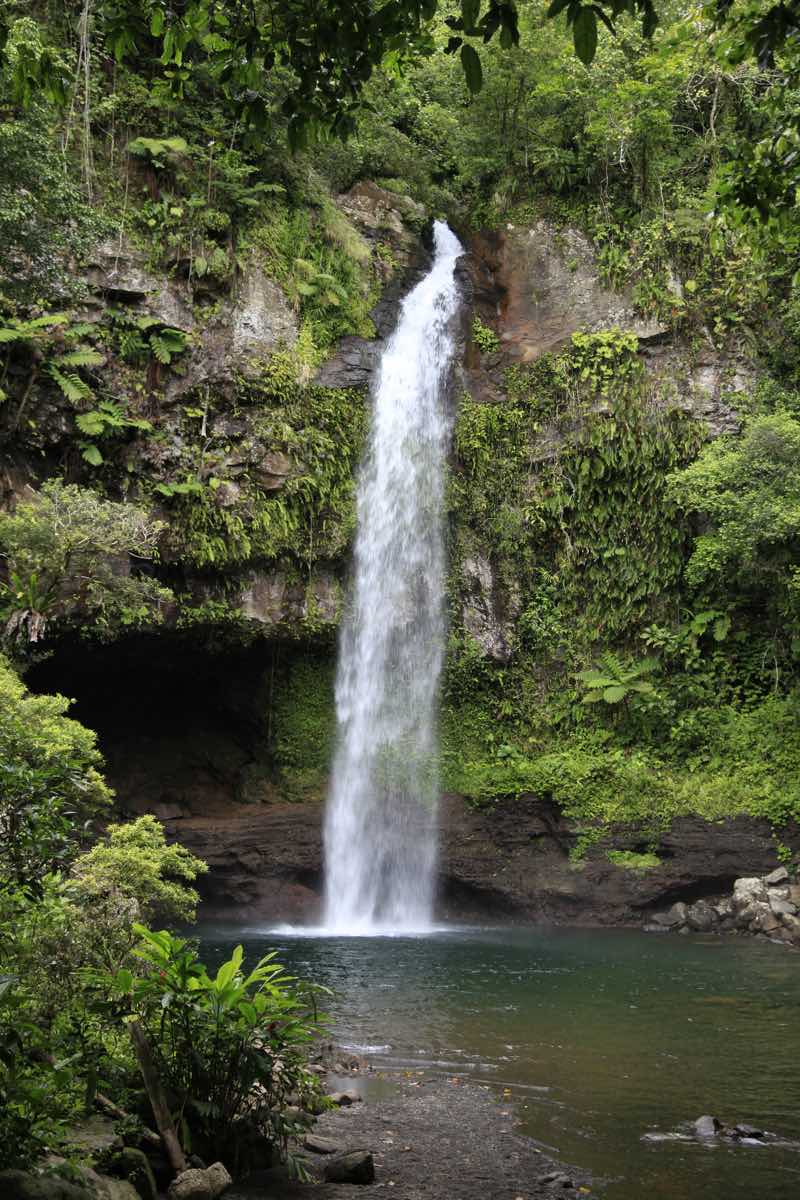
[323,221,464,934]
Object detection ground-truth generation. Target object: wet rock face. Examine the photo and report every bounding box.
[460,553,519,662]
[315,182,432,390]
[469,221,669,365]
[238,570,340,629]
[85,238,298,400]
[163,794,800,927]
[464,220,751,442]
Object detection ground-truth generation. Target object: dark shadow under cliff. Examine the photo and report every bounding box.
[25,633,283,816]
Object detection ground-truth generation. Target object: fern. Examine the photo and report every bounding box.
[59,348,105,368]
[49,366,92,403]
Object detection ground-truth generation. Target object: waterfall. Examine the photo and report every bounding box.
[323,221,464,934]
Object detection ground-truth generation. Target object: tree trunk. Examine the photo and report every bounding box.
[128,1020,187,1174]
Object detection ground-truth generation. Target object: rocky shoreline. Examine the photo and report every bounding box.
[228,1072,593,1200]
[645,866,800,948]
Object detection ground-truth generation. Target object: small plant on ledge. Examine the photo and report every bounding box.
[472,316,500,355]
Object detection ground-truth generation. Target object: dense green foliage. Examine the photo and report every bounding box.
[0,686,321,1175]
[0,480,171,646]
[114,928,325,1165]
[0,656,110,890]
[72,814,207,923]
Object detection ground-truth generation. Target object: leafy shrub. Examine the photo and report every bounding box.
[0,479,172,644]
[71,816,207,925]
[115,929,326,1166]
[0,656,110,891]
[667,412,800,635]
[472,317,500,354]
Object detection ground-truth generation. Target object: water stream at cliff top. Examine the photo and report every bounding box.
[322,221,463,934]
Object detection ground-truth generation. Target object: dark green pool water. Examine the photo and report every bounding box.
[198,925,800,1199]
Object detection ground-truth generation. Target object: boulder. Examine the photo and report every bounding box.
[78,1173,139,1200]
[754,910,782,933]
[167,1165,230,1200]
[105,1150,157,1200]
[732,1123,764,1140]
[685,900,716,932]
[0,1171,92,1200]
[304,1134,341,1155]
[733,878,767,908]
[734,903,761,929]
[694,1115,720,1138]
[324,1151,375,1185]
[651,905,685,928]
[167,1171,213,1200]
[763,867,790,886]
[770,898,798,916]
[204,1164,232,1199]
[780,914,800,937]
[328,1090,362,1106]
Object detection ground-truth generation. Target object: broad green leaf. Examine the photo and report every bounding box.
[602,684,627,703]
[81,443,103,466]
[460,43,483,94]
[75,411,107,436]
[713,615,731,641]
[573,6,598,64]
[462,0,480,30]
[215,957,237,990]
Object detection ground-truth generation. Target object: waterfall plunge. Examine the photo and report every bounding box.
[323,221,464,934]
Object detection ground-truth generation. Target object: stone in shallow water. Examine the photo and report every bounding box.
[328,1090,363,1106]
[304,1134,341,1155]
[686,901,716,932]
[694,1115,721,1138]
[324,1150,375,1184]
[732,1123,764,1140]
[541,1172,574,1188]
[651,904,685,928]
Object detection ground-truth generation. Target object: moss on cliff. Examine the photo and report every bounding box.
[271,650,337,802]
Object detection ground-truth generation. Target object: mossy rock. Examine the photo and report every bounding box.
[104,1150,157,1200]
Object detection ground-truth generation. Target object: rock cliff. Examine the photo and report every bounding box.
[13,185,794,928]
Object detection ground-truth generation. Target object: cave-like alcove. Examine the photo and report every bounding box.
[26,633,279,817]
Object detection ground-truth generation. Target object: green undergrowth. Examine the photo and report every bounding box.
[441,695,800,857]
[451,330,704,652]
[144,354,368,577]
[443,339,800,854]
[271,651,336,802]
